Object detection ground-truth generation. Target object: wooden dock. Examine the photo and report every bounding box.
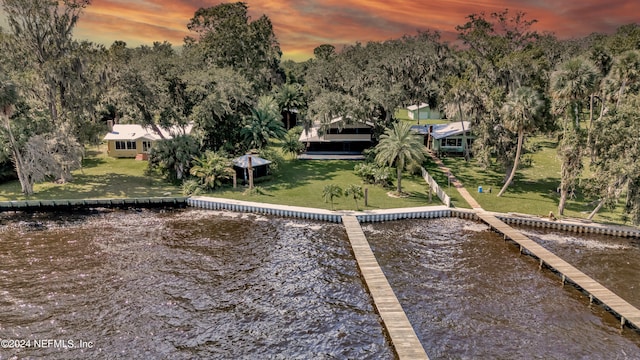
[342,215,429,360]
[477,211,640,329]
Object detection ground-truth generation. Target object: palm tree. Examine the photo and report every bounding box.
[280,133,304,159]
[344,184,364,210]
[606,50,640,108]
[550,57,599,127]
[189,150,235,190]
[375,121,426,194]
[276,83,304,130]
[322,184,343,210]
[497,87,545,196]
[241,96,286,149]
[550,57,599,215]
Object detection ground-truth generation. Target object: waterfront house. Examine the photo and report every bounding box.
[103,123,193,159]
[298,117,374,153]
[411,121,473,155]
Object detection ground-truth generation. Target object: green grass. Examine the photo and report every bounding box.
[426,136,629,224]
[1,137,627,225]
[0,146,180,200]
[0,145,439,210]
[210,159,439,211]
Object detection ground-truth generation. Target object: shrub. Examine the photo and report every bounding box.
[362,147,377,163]
[258,147,285,175]
[182,179,203,196]
[354,163,376,183]
[354,163,393,187]
[280,133,305,158]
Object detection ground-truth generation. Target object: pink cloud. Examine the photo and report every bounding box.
[68,0,639,60]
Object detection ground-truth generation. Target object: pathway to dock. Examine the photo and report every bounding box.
[429,153,640,330]
[342,215,429,360]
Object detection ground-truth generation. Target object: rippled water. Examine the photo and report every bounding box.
[0,209,391,359]
[520,228,640,309]
[364,218,640,359]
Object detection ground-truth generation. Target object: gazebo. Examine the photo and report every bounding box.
[233,154,272,184]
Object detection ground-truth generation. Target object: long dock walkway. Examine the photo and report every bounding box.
[429,152,640,330]
[342,215,429,360]
[478,211,640,328]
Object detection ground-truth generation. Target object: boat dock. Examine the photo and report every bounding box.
[342,215,429,360]
[428,150,640,331]
[478,211,640,329]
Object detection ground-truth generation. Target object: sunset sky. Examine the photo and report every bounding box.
[14,1,640,61]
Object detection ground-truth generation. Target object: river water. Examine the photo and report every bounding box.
[0,209,391,359]
[1,210,639,359]
[520,227,640,309]
[363,218,640,359]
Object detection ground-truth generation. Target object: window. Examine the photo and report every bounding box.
[115,141,136,150]
[445,138,458,147]
[142,141,151,152]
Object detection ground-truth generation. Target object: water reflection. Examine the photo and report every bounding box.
[364,218,640,359]
[0,209,391,359]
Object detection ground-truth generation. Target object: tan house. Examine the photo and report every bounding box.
[103,124,193,159]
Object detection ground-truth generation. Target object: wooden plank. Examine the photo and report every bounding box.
[476,212,640,331]
[342,216,430,360]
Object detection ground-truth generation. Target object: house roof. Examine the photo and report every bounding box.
[298,117,373,142]
[411,121,471,139]
[233,155,272,168]
[407,103,430,111]
[103,124,193,141]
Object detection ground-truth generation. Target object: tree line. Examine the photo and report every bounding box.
[0,1,639,223]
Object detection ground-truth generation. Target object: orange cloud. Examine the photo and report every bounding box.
[66,0,640,60]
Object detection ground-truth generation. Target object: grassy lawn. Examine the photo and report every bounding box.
[426,136,629,225]
[209,159,439,211]
[0,146,438,210]
[1,137,628,225]
[0,146,180,200]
